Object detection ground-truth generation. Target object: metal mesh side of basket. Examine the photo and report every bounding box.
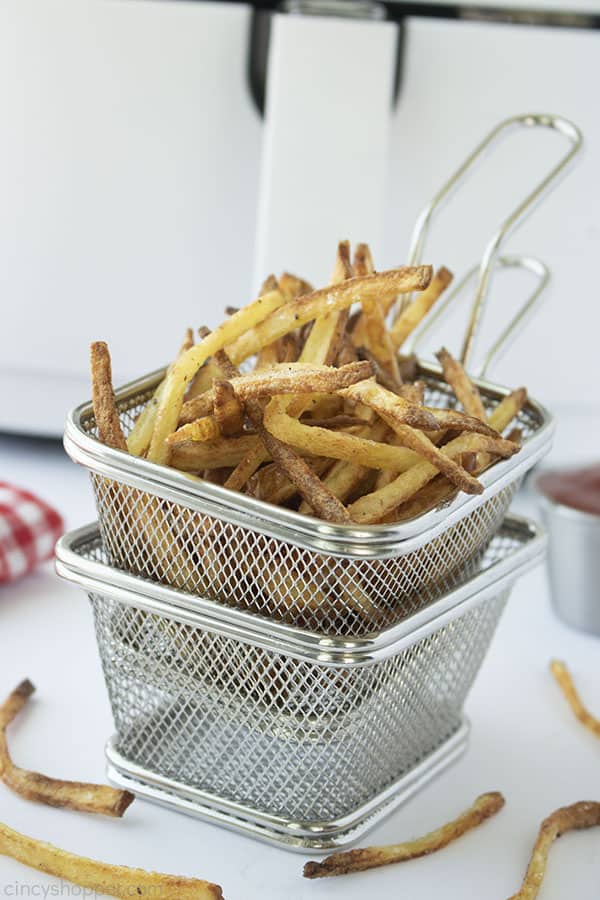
[89,586,509,823]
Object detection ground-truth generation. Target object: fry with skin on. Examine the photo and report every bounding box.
[166,417,222,446]
[391,266,454,349]
[348,432,519,523]
[550,660,600,739]
[127,328,194,456]
[179,362,373,424]
[205,342,352,522]
[351,243,401,384]
[506,802,600,900]
[213,380,245,436]
[303,792,504,878]
[341,379,439,432]
[0,819,224,899]
[90,342,127,451]
[147,282,292,463]
[171,435,263,471]
[437,346,487,420]
[0,680,134,818]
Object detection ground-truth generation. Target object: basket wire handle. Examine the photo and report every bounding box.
[407,255,550,377]
[406,113,582,368]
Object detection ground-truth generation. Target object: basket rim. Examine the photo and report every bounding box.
[55,515,546,664]
[63,360,554,558]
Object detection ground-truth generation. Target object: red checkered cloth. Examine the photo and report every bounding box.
[0,483,64,584]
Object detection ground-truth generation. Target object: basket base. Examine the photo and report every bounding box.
[105,719,469,852]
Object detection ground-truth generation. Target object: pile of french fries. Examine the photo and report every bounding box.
[91,241,527,526]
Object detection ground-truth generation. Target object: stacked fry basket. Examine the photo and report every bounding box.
[57,114,581,850]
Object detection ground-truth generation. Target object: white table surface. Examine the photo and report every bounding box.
[0,411,599,900]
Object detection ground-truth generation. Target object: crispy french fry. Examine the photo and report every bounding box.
[179,362,373,424]
[0,680,133,818]
[226,266,432,370]
[507,802,600,900]
[348,433,519,523]
[213,380,245,436]
[127,329,194,456]
[278,271,313,300]
[550,660,600,739]
[488,387,528,432]
[171,435,263,471]
[437,346,487,420]
[298,419,389,514]
[167,417,221,445]
[224,444,270,491]
[0,819,224,899]
[303,792,504,878]
[246,458,331,505]
[147,284,290,463]
[391,266,453,349]
[351,243,402,384]
[298,240,353,367]
[357,346,402,393]
[341,379,439,431]
[90,342,127,451]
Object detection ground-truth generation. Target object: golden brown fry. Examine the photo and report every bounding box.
[167,417,221,445]
[278,271,313,300]
[0,680,134,818]
[437,346,487,420]
[246,458,331,505]
[425,407,499,437]
[171,435,262,471]
[397,381,426,404]
[301,415,365,429]
[351,243,402,384]
[224,444,270,491]
[213,380,245,436]
[391,266,454,349]
[357,346,402,393]
[550,660,600,739]
[0,819,223,899]
[179,362,373,424]
[303,792,504,878]
[488,387,528,433]
[90,342,127,452]
[298,241,353,367]
[147,284,290,463]
[348,433,519,523]
[341,379,440,432]
[507,801,600,900]
[227,265,432,369]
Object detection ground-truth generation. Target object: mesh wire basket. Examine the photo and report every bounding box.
[64,361,552,639]
[56,516,545,850]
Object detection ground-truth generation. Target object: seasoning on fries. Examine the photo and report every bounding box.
[303,791,505,878]
[507,801,600,900]
[0,680,134,817]
[90,242,526,526]
[0,819,224,899]
[550,660,600,739]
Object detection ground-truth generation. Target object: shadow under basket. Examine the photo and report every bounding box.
[56,515,545,851]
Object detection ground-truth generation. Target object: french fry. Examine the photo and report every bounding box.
[0,680,134,818]
[224,444,270,491]
[348,433,519,523]
[357,346,402,393]
[303,792,504,878]
[391,266,454,349]
[550,660,600,739]
[507,802,600,900]
[488,387,528,432]
[247,458,331,505]
[437,346,487,420]
[298,419,389,514]
[90,342,127,451]
[167,417,222,445]
[127,329,194,456]
[341,379,440,432]
[351,243,402,384]
[213,380,245,436]
[0,819,224,899]
[179,362,373,424]
[226,265,432,370]
[171,435,263,471]
[147,283,290,463]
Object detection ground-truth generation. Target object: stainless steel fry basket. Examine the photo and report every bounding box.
[56,516,545,850]
[64,361,552,638]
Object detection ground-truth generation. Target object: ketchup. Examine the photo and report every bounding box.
[538,464,600,516]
